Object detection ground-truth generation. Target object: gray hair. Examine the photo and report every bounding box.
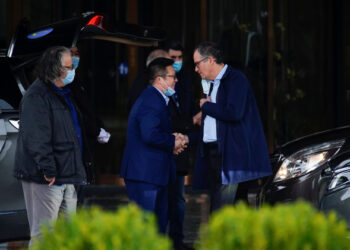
[194,41,224,64]
[146,49,169,67]
[36,46,71,83]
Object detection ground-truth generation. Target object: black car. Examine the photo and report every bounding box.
[255,126,350,228]
[0,12,165,243]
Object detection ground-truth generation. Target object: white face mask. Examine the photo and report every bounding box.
[72,56,80,69]
[161,78,175,97]
[201,79,211,96]
[62,69,75,85]
[160,78,176,97]
[164,86,176,97]
[172,61,183,72]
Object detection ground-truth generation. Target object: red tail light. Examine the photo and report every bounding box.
[86,15,105,30]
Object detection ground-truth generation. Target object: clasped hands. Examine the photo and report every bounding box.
[173,133,189,155]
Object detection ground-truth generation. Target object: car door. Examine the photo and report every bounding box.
[0,109,28,242]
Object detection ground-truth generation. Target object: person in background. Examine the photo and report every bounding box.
[163,40,197,250]
[14,46,89,246]
[192,41,272,212]
[121,58,188,234]
[69,46,110,184]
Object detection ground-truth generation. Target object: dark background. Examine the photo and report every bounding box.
[1,0,350,181]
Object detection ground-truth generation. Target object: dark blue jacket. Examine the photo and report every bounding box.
[194,66,272,187]
[121,86,176,186]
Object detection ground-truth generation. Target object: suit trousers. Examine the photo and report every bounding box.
[21,181,77,247]
[168,174,185,246]
[125,179,168,233]
[204,142,238,213]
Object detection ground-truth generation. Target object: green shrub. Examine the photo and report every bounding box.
[196,201,350,250]
[32,204,173,250]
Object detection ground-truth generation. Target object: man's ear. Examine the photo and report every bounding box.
[156,76,164,87]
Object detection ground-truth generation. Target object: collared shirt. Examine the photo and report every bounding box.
[153,86,170,105]
[203,64,228,142]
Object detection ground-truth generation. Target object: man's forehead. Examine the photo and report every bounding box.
[70,47,79,55]
[166,65,175,72]
[193,50,201,59]
[169,49,182,55]
[62,53,72,65]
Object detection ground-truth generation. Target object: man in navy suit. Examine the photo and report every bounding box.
[193,41,272,212]
[121,57,188,233]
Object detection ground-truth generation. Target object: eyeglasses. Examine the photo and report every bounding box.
[162,74,177,80]
[194,57,208,68]
[64,65,74,70]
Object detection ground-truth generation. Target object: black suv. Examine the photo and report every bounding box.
[0,12,165,243]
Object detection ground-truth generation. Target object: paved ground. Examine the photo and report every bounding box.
[1,185,210,249]
[81,185,210,247]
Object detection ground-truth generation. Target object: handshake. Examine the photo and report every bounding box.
[173,133,189,155]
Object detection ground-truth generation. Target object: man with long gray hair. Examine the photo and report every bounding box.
[14,46,89,246]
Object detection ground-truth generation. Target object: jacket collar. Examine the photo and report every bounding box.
[214,64,228,82]
[39,79,70,108]
[219,64,232,82]
[150,85,169,105]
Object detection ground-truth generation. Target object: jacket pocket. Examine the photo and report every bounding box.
[53,141,76,177]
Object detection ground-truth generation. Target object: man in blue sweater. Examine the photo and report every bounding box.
[193,41,272,212]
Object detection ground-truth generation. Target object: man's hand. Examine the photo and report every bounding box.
[44,175,56,186]
[200,97,210,108]
[178,133,189,145]
[173,133,188,155]
[193,111,202,126]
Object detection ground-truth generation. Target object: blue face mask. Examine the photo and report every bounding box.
[172,61,182,72]
[164,87,176,97]
[62,69,75,85]
[72,56,80,69]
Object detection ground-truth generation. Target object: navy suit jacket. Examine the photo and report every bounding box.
[121,86,176,186]
[194,65,272,187]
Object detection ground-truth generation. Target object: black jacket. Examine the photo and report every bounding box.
[70,78,101,155]
[168,69,197,175]
[14,79,89,185]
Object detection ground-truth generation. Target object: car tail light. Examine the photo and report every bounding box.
[86,15,105,30]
